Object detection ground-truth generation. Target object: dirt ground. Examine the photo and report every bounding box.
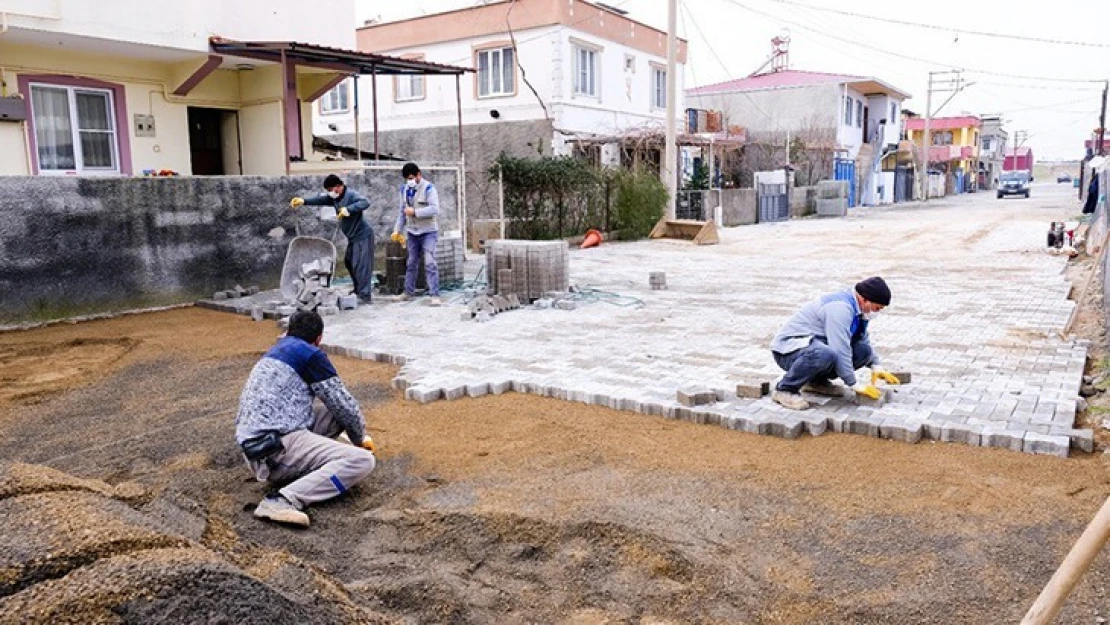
[1,306,1108,624]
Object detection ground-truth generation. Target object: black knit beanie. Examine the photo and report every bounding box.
[855,276,891,306]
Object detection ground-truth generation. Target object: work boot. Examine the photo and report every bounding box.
[254,495,310,528]
[802,380,848,398]
[429,296,442,307]
[397,292,412,302]
[771,390,810,411]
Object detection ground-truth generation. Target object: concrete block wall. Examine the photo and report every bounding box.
[717,188,757,226]
[329,119,556,248]
[790,186,818,218]
[0,169,458,323]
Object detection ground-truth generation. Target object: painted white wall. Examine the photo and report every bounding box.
[685,83,839,136]
[835,86,865,159]
[312,24,683,144]
[0,0,355,53]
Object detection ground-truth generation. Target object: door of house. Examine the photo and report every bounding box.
[834,158,857,207]
[894,165,914,203]
[188,107,225,175]
[757,182,789,222]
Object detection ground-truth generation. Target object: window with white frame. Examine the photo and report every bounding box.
[573,45,599,97]
[477,46,515,98]
[651,66,666,110]
[395,73,425,102]
[855,100,863,127]
[319,82,349,114]
[30,83,119,173]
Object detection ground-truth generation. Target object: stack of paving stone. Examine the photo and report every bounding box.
[485,240,569,303]
[816,180,849,217]
[266,257,355,318]
[460,293,522,322]
[649,272,667,291]
[211,285,260,300]
[437,234,465,285]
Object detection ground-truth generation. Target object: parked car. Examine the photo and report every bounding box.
[998,171,1031,199]
[1057,174,1072,183]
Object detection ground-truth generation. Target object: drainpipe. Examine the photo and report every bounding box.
[1,13,9,35]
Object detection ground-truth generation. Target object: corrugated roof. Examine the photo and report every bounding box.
[209,38,472,75]
[687,70,863,95]
[904,116,981,131]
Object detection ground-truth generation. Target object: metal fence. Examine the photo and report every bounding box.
[675,190,707,221]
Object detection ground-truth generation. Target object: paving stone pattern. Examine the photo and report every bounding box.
[320,194,1093,457]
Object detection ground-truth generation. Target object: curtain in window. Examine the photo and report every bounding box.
[501,48,513,93]
[76,90,115,169]
[31,86,75,170]
[479,51,490,96]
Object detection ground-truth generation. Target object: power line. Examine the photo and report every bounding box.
[769,0,1110,49]
[721,0,1105,84]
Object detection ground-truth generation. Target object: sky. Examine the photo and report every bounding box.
[356,0,1110,160]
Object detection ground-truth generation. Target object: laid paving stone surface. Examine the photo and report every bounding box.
[319,197,1092,456]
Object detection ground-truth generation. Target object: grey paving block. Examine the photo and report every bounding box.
[1022,432,1070,457]
[391,377,409,391]
[466,382,490,398]
[941,423,983,446]
[826,414,850,433]
[677,388,716,407]
[980,427,1026,452]
[338,294,358,310]
[213,291,228,300]
[846,415,883,437]
[319,305,339,316]
[554,299,577,311]
[276,305,297,316]
[405,386,442,403]
[766,415,804,439]
[854,388,892,408]
[879,420,923,444]
[489,380,512,395]
[1049,427,1095,453]
[798,414,828,436]
[250,306,264,322]
[737,381,771,399]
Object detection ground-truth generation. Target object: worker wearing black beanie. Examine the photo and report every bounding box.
[769,276,900,410]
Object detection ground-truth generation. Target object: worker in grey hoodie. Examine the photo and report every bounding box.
[392,162,441,306]
[291,174,375,303]
[769,276,901,410]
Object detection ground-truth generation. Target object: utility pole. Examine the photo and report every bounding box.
[1009,130,1029,171]
[1098,79,1107,156]
[920,70,969,202]
[663,0,678,219]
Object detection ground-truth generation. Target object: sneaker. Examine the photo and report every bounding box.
[254,495,310,528]
[771,390,810,411]
[801,380,848,398]
[429,296,442,307]
[397,293,412,302]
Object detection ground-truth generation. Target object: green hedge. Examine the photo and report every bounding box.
[490,154,665,241]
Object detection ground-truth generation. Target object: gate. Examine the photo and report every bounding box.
[894,165,914,203]
[675,190,706,221]
[758,182,789,222]
[834,158,856,207]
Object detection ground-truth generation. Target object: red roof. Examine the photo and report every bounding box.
[1007,146,1032,157]
[687,69,863,95]
[904,116,981,131]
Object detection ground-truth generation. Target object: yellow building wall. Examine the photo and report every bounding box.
[0,123,31,175]
[0,42,329,177]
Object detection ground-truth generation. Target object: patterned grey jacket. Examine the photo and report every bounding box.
[235,336,365,445]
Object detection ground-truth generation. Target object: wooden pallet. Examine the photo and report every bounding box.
[648,219,719,245]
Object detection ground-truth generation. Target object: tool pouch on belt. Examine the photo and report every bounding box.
[240,431,284,463]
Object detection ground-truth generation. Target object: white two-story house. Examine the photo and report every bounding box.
[313,0,687,222]
[686,69,910,205]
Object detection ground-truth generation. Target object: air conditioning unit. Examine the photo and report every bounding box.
[0,96,27,123]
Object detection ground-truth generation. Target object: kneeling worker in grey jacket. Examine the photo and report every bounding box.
[769,276,901,410]
[236,311,377,527]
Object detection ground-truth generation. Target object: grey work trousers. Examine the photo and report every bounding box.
[345,234,374,301]
[248,404,376,510]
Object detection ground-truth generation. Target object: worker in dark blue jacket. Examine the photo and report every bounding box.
[292,174,375,303]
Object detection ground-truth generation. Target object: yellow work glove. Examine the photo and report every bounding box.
[871,368,901,386]
[851,383,882,400]
[361,435,377,454]
[390,231,406,246]
[337,207,350,218]
[290,197,305,208]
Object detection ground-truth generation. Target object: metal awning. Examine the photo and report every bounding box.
[208,37,472,75]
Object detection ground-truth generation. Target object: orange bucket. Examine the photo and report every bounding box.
[580,229,602,249]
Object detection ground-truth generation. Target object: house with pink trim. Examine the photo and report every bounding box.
[0,0,465,177]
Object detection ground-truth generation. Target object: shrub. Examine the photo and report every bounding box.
[611,167,667,240]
